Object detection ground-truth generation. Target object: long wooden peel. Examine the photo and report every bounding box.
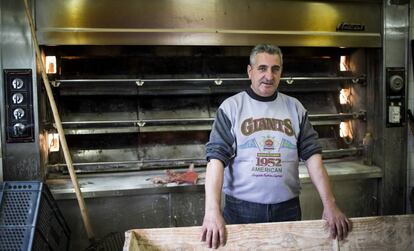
[23,0,96,242]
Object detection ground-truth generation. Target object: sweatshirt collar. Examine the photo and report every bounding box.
[246,87,278,102]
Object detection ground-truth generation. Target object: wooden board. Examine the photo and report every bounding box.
[123,214,414,251]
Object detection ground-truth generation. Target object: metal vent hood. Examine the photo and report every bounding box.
[35,0,381,47]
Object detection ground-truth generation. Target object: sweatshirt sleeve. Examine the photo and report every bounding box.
[205,108,235,166]
[297,111,322,161]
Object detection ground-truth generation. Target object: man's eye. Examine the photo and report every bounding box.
[258,67,266,72]
[272,67,281,73]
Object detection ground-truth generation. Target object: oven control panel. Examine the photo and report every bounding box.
[3,69,35,142]
[386,67,405,127]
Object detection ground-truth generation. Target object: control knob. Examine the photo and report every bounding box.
[13,123,26,136]
[389,75,404,92]
[12,78,24,89]
[13,108,25,120]
[12,93,24,104]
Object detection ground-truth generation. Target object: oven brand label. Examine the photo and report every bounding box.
[336,22,365,32]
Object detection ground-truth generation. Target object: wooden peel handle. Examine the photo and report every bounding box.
[23,0,95,242]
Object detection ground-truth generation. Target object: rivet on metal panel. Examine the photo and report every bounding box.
[51,81,60,87]
[136,121,146,127]
[214,79,222,86]
[352,112,359,119]
[173,215,178,227]
[356,110,367,120]
[136,80,144,86]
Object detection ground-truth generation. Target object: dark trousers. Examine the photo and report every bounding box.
[223,194,302,224]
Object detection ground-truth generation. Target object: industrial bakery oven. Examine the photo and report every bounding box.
[42,46,369,175]
[1,0,409,250]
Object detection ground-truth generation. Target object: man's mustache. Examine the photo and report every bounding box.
[260,79,274,85]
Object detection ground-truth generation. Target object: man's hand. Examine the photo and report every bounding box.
[322,203,352,241]
[305,154,352,241]
[201,209,226,249]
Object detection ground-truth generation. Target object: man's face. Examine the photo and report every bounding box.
[247,53,282,97]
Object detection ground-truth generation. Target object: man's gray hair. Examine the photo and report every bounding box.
[249,44,283,66]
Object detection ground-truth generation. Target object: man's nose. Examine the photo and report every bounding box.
[265,69,274,80]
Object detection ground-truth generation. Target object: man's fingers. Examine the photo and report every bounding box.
[201,227,207,242]
[212,230,219,249]
[219,227,226,246]
[206,229,213,248]
[336,221,343,240]
[330,223,337,239]
[200,212,227,248]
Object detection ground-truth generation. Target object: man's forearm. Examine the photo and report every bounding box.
[305,153,352,240]
[305,154,336,207]
[205,159,225,212]
[202,159,226,248]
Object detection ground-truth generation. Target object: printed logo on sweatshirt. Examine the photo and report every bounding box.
[239,136,296,152]
[251,152,283,178]
[238,138,259,150]
[241,117,294,136]
[278,138,296,151]
[263,138,275,150]
[249,137,297,178]
[259,135,279,152]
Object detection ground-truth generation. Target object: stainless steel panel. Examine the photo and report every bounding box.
[36,32,381,47]
[47,161,381,199]
[380,1,409,214]
[36,0,381,47]
[1,0,41,180]
[300,178,379,219]
[385,3,409,67]
[56,194,170,251]
[171,192,205,227]
[49,162,380,250]
[2,1,33,67]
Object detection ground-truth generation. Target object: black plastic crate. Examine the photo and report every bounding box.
[0,181,70,251]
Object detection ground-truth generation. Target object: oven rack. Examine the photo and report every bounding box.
[51,75,365,96]
[55,112,365,135]
[52,75,366,87]
[47,147,363,175]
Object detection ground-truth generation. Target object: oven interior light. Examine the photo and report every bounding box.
[339,89,350,105]
[340,55,349,71]
[48,133,60,152]
[45,56,57,74]
[339,121,353,139]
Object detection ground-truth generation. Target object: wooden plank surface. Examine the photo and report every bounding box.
[123,214,414,251]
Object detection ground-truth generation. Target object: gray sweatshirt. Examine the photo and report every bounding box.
[206,88,322,204]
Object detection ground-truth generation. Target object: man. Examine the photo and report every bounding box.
[200,44,351,249]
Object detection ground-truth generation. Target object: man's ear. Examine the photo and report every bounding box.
[247,64,252,79]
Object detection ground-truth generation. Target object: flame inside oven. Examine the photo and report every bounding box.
[48,133,60,152]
